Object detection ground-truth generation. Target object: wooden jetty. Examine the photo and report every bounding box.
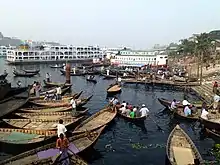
[190,82,213,103]
[121,78,200,87]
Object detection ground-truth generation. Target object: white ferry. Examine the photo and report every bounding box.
[6,45,103,64]
[0,46,15,57]
[110,49,168,67]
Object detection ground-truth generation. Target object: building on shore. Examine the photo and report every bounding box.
[110,49,168,67]
[6,45,103,64]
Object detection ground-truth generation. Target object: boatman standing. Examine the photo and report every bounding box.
[106,69,110,76]
[70,98,77,116]
[46,73,50,82]
[56,133,70,164]
[56,86,62,100]
[73,67,76,75]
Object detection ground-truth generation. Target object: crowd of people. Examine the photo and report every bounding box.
[109,97,149,118]
[170,99,209,120]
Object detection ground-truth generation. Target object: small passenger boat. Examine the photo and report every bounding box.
[60,69,86,76]
[205,128,220,142]
[13,70,38,77]
[200,115,220,131]
[3,117,83,130]
[107,84,122,94]
[117,110,146,122]
[0,128,57,152]
[23,69,40,74]
[166,125,204,165]
[43,79,72,88]
[29,95,93,107]
[0,126,106,165]
[73,107,116,134]
[49,64,63,68]
[15,110,88,119]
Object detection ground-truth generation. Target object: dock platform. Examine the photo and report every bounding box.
[190,82,213,104]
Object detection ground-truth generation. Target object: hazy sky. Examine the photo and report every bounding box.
[0,0,220,48]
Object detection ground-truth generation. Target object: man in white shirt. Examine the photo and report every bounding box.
[70,98,77,116]
[139,104,149,117]
[56,86,62,100]
[46,73,50,82]
[182,100,190,106]
[57,119,67,137]
[121,101,127,107]
[201,108,209,120]
[213,94,220,110]
[119,105,127,114]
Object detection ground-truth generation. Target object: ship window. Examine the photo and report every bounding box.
[23,57,28,59]
[65,56,68,59]
[35,57,39,59]
[154,58,156,60]
[19,57,22,59]
[164,56,167,59]
[18,52,22,56]
[160,57,163,59]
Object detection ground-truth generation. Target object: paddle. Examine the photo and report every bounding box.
[148,114,163,131]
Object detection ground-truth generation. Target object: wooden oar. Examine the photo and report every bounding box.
[148,115,163,130]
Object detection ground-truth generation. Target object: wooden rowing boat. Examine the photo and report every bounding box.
[18,106,88,113]
[43,79,72,88]
[205,128,220,142]
[168,107,199,122]
[13,70,38,77]
[0,126,106,165]
[166,125,204,165]
[73,107,116,134]
[15,110,88,119]
[0,128,57,153]
[23,69,40,74]
[117,110,146,122]
[101,74,116,80]
[2,117,83,130]
[200,114,220,131]
[60,69,86,76]
[158,98,204,109]
[107,84,122,94]
[0,88,30,118]
[29,95,93,107]
[29,86,71,100]
[86,78,97,83]
[49,65,63,68]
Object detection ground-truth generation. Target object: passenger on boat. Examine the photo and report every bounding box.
[106,69,110,76]
[123,72,127,77]
[213,94,220,110]
[182,100,190,106]
[57,119,67,137]
[201,107,209,120]
[70,98,77,117]
[115,102,122,110]
[44,92,50,100]
[17,80,21,87]
[127,103,133,110]
[139,104,149,117]
[119,105,127,114]
[4,70,7,74]
[56,86,62,100]
[130,109,135,118]
[63,64,66,70]
[126,107,131,117]
[56,133,70,164]
[35,82,41,97]
[46,73,50,82]
[73,67,76,74]
[133,106,137,114]
[170,99,177,110]
[191,105,197,114]
[121,101,127,107]
[184,105,192,116]
[213,81,218,94]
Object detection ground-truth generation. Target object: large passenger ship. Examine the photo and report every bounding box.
[110,49,168,67]
[6,45,103,64]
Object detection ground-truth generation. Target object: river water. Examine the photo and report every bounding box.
[0,58,217,164]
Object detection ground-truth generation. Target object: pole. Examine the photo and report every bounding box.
[200,52,203,85]
[66,63,71,84]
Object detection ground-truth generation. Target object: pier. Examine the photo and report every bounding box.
[190,82,213,103]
